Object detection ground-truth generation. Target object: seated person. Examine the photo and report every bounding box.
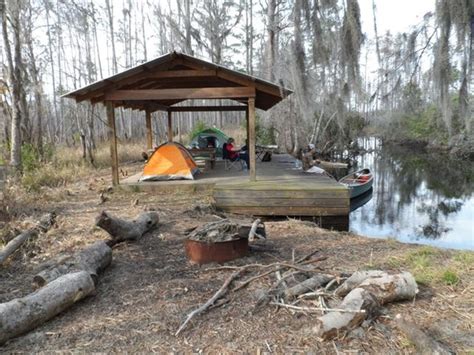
[225,138,249,169]
[302,143,319,170]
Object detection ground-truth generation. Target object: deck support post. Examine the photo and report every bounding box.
[145,110,153,149]
[248,97,256,181]
[167,110,173,142]
[246,106,249,148]
[106,101,119,186]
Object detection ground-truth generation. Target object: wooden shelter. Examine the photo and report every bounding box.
[63,51,292,185]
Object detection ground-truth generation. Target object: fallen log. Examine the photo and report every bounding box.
[334,270,386,297]
[283,274,333,300]
[0,271,95,345]
[337,271,418,304]
[0,213,56,265]
[394,314,454,355]
[95,211,159,245]
[33,240,112,287]
[313,271,418,340]
[313,287,378,340]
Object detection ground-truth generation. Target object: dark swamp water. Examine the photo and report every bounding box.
[347,137,474,250]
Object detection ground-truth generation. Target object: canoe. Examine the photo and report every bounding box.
[339,168,373,198]
[349,187,373,212]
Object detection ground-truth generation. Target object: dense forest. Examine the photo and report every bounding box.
[0,0,473,172]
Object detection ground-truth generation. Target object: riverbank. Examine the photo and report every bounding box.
[1,165,473,352]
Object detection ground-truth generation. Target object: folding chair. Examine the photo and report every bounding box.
[223,143,244,170]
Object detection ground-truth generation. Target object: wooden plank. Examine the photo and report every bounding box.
[147,69,216,78]
[169,105,247,112]
[145,110,153,149]
[248,97,256,181]
[106,102,119,186]
[214,197,349,208]
[216,206,349,216]
[213,189,349,199]
[105,87,256,101]
[167,111,173,142]
[215,181,348,191]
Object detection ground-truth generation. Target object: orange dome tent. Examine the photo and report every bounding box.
[140,142,199,181]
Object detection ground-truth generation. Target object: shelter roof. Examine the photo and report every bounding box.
[62,51,292,111]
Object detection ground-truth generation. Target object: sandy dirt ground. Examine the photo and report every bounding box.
[1,169,473,353]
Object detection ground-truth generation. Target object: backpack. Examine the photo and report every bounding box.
[262,151,272,162]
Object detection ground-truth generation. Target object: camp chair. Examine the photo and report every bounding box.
[222,143,244,170]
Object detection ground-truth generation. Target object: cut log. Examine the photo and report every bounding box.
[313,287,378,340]
[283,274,333,300]
[33,241,112,287]
[95,211,159,245]
[335,270,386,297]
[314,271,418,340]
[0,271,95,345]
[188,218,266,243]
[336,271,418,304]
[394,314,454,355]
[0,213,56,265]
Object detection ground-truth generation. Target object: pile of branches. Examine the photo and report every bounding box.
[175,252,423,343]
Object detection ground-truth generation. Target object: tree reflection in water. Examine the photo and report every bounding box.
[349,137,474,250]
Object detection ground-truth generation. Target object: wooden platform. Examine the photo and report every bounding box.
[121,154,350,226]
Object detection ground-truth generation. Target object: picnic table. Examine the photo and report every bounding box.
[189,148,217,169]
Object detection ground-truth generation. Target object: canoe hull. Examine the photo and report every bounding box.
[339,168,374,199]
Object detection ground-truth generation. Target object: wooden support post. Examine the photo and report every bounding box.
[145,110,153,149]
[246,107,250,147]
[106,101,119,186]
[167,110,173,142]
[248,97,256,181]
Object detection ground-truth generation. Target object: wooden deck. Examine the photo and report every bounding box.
[121,154,350,227]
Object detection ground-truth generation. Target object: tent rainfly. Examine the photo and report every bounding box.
[62,51,292,185]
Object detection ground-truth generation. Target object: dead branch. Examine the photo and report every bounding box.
[283,274,333,300]
[175,269,244,336]
[0,213,56,265]
[248,219,265,242]
[270,302,367,314]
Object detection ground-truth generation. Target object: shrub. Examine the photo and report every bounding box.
[441,269,460,286]
[189,120,208,140]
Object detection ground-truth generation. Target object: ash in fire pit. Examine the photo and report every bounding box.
[187,219,265,243]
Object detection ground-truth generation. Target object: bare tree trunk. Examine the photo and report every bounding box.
[1,0,23,172]
[266,0,276,81]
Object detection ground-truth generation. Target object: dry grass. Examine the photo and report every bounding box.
[0,162,473,353]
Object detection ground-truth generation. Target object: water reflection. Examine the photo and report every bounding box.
[349,137,474,250]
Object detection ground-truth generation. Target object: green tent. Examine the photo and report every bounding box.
[190,127,229,157]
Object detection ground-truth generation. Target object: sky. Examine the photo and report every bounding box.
[358,0,436,37]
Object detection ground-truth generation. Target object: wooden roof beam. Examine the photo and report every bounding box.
[74,59,189,102]
[105,87,256,101]
[168,105,247,112]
